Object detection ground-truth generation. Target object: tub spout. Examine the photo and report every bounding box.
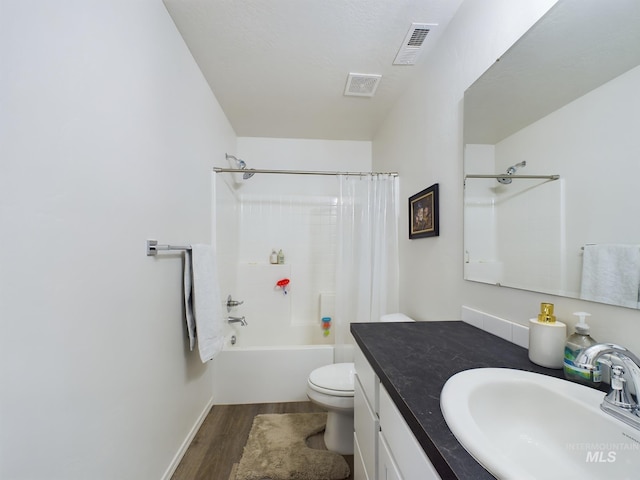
[228,316,247,326]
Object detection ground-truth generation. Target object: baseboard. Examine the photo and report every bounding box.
[161,395,214,480]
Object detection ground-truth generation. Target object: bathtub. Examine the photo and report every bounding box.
[211,343,335,404]
[211,284,348,404]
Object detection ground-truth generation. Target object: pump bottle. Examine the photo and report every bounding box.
[563,312,601,386]
[528,303,566,369]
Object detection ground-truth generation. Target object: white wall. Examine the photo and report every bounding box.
[373,0,640,355]
[0,2,236,479]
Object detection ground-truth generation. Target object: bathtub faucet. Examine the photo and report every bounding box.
[227,316,247,326]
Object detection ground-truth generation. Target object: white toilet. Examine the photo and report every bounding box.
[306,313,415,455]
[306,362,355,455]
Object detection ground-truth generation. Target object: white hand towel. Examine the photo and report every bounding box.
[183,250,196,351]
[190,244,225,362]
[581,244,640,308]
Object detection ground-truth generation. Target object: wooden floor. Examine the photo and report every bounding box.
[171,401,354,480]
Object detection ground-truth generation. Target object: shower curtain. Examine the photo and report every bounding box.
[334,174,399,361]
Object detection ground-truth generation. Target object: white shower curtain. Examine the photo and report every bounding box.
[334,174,399,361]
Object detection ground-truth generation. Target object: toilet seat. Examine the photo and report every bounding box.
[308,363,355,397]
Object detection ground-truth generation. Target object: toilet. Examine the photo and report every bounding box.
[306,362,355,455]
[306,313,415,455]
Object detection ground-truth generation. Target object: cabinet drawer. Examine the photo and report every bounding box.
[379,386,442,480]
[354,375,379,480]
[354,345,379,414]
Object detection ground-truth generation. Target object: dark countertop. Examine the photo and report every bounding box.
[350,321,570,480]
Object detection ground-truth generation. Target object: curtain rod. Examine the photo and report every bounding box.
[213,167,398,177]
[465,174,560,180]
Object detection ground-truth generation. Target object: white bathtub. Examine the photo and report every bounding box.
[211,344,335,404]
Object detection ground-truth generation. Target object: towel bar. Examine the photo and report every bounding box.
[146,239,192,256]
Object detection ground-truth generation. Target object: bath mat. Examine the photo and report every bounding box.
[229,463,239,480]
[234,412,350,480]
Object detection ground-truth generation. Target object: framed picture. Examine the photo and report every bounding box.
[409,183,439,239]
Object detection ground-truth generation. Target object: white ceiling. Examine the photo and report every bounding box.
[163,0,463,141]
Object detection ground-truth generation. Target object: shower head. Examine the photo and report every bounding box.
[225,154,255,180]
[497,161,527,184]
[235,158,255,179]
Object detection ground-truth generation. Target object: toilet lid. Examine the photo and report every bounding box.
[308,363,355,396]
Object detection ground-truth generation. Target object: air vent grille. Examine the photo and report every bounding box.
[407,28,430,47]
[344,73,382,97]
[393,23,437,65]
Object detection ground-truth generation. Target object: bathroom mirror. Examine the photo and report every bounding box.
[463,0,640,309]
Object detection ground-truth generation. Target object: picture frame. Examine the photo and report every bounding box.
[409,183,439,239]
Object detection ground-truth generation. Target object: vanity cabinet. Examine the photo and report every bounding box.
[354,345,442,480]
[354,345,379,480]
[378,385,441,480]
[378,431,402,480]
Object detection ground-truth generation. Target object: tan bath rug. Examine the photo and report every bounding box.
[234,412,350,480]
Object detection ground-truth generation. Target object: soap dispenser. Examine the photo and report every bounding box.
[528,303,566,369]
[563,312,601,386]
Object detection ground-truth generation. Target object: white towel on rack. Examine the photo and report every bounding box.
[183,250,196,351]
[581,244,640,308]
[189,244,225,362]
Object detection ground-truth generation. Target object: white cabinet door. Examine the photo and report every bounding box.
[354,373,379,480]
[379,431,403,480]
[354,433,370,480]
[379,386,442,480]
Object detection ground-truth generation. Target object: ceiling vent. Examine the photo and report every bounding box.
[344,73,382,97]
[393,23,437,65]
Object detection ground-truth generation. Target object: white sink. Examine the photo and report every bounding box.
[441,368,640,480]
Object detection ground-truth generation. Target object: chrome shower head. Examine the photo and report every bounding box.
[497,161,527,184]
[225,154,255,180]
[235,158,256,179]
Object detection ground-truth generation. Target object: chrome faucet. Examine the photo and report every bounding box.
[575,343,640,430]
[227,316,247,326]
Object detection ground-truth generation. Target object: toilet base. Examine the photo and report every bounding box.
[323,410,354,455]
